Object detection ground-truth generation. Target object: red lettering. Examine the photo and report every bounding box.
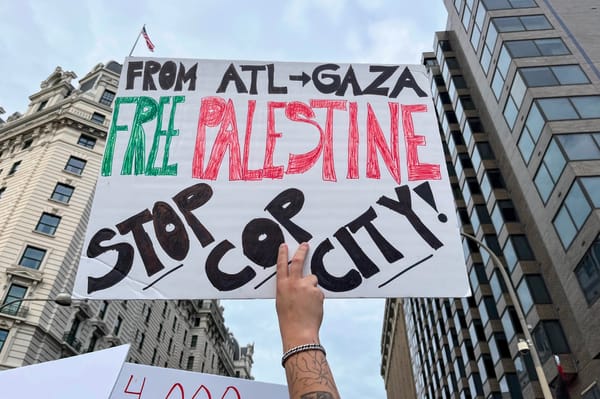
[347,101,359,179]
[310,99,346,181]
[286,101,325,175]
[203,100,243,180]
[124,374,146,399]
[366,103,401,184]
[164,383,185,399]
[191,385,212,399]
[263,101,286,179]
[402,104,441,181]
[192,97,226,179]
[242,100,262,180]
[220,386,241,399]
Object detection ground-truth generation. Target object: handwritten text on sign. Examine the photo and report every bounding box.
[73,58,469,299]
[110,362,288,399]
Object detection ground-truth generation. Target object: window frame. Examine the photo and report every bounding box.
[64,156,87,175]
[35,212,61,236]
[51,183,75,203]
[19,245,47,269]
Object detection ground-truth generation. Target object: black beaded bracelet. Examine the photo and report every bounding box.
[281,343,326,367]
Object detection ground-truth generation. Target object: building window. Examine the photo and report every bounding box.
[506,38,570,58]
[1,284,28,316]
[65,156,86,175]
[88,333,99,353]
[186,356,194,370]
[51,183,75,203]
[516,274,552,313]
[517,102,545,164]
[35,213,61,235]
[493,14,551,32]
[99,300,109,319]
[19,245,46,269]
[575,236,600,305]
[113,316,123,335]
[481,0,537,9]
[534,139,567,203]
[77,134,96,149]
[22,139,33,149]
[491,199,519,233]
[480,20,497,74]
[8,161,21,176]
[0,187,5,200]
[138,333,145,350]
[38,100,48,112]
[503,235,535,272]
[553,179,594,248]
[499,373,523,399]
[99,90,116,106]
[520,65,589,87]
[532,320,570,363]
[91,112,105,124]
[0,329,8,352]
[190,335,198,348]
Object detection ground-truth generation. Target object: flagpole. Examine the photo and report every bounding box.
[128,25,143,56]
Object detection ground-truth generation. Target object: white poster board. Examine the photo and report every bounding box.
[111,363,288,399]
[73,57,468,299]
[0,344,130,399]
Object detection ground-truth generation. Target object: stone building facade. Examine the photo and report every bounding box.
[0,61,253,378]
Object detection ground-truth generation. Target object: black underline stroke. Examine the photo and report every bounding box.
[254,260,292,290]
[143,264,184,291]
[378,254,434,288]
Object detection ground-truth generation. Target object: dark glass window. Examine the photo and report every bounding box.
[0,329,8,352]
[51,183,75,203]
[574,236,600,305]
[506,38,570,58]
[99,90,116,106]
[532,320,570,362]
[65,156,86,175]
[19,246,46,269]
[494,14,551,32]
[1,284,27,316]
[482,0,536,9]
[35,213,61,235]
[8,161,21,175]
[77,135,96,149]
[91,112,106,124]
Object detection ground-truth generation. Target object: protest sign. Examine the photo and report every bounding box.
[111,362,288,399]
[73,57,469,299]
[0,344,130,399]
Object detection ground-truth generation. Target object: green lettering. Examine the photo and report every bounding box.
[101,97,137,176]
[122,97,157,175]
[145,95,185,176]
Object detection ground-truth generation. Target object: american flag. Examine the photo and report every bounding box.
[141,26,155,52]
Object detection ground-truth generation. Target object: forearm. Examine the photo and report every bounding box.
[283,350,340,399]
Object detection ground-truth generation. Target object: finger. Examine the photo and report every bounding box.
[276,243,289,280]
[289,242,309,279]
[306,274,318,287]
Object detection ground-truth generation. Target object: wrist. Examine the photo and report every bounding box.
[281,331,320,352]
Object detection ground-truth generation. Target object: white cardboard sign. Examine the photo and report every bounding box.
[73,57,469,299]
[110,363,288,399]
[0,344,130,399]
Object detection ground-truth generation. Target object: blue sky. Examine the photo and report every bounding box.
[0,1,447,397]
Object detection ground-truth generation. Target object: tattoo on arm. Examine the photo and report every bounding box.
[286,350,338,399]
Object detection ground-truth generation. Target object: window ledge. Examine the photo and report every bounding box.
[5,266,43,282]
[32,230,56,238]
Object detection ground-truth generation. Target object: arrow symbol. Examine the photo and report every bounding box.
[289,72,311,86]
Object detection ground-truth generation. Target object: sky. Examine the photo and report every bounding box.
[0,1,447,398]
